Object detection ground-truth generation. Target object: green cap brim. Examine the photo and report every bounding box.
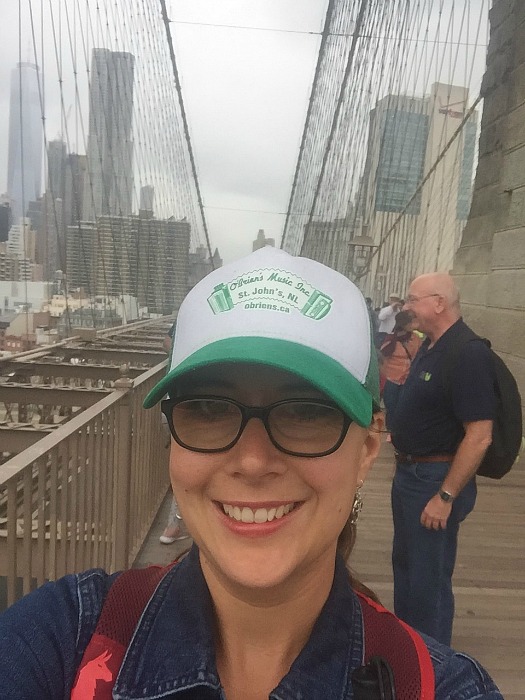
[143,337,377,427]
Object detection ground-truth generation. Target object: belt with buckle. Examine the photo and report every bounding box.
[394,452,455,464]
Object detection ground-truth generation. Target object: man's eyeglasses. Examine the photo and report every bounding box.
[404,293,440,304]
[161,396,352,457]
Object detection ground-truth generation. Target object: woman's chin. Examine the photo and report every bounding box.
[201,545,304,593]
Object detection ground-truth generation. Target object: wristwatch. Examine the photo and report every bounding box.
[438,488,455,503]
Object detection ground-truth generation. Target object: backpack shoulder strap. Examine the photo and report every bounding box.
[357,592,435,700]
[73,566,436,700]
[441,324,489,400]
[71,562,177,700]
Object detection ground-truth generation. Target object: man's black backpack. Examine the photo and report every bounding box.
[443,324,523,479]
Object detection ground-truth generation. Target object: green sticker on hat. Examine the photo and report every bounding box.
[207,269,333,320]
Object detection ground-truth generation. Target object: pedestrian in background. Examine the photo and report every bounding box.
[379,310,422,431]
[376,293,403,347]
[389,272,495,645]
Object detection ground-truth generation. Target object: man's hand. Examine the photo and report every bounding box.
[420,494,452,530]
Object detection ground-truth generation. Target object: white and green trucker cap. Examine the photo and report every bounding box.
[143,246,379,426]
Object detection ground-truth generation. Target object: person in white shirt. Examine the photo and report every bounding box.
[377,294,403,343]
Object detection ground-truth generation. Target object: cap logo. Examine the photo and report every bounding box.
[207,267,333,320]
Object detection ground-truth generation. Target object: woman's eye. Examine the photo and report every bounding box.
[286,403,333,420]
[186,400,233,418]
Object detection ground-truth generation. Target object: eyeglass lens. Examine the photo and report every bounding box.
[169,398,347,456]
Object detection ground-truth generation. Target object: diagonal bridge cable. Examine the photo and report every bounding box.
[159,0,215,267]
[299,0,370,255]
[281,0,339,250]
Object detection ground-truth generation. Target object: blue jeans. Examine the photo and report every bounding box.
[391,461,477,645]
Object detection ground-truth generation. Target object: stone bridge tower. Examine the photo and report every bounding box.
[453,0,525,407]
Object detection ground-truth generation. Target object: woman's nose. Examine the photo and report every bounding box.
[229,417,285,477]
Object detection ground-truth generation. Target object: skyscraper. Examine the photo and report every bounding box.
[65,153,87,226]
[83,49,135,221]
[140,185,155,213]
[252,229,275,252]
[358,82,478,300]
[0,197,13,243]
[67,214,190,314]
[7,63,43,220]
[47,139,67,201]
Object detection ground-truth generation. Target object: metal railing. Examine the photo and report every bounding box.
[0,361,169,609]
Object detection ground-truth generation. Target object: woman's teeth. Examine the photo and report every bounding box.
[222,503,295,523]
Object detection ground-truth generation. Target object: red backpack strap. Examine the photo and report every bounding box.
[71,562,177,700]
[357,592,435,700]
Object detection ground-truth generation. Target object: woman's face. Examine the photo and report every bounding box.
[169,363,382,594]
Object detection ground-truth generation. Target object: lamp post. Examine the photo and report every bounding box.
[347,232,377,281]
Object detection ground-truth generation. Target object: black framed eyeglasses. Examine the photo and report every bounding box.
[161,395,352,457]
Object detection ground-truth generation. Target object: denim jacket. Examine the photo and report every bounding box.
[0,547,503,699]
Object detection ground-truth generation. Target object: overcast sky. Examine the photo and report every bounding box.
[168,0,328,261]
[0,1,488,263]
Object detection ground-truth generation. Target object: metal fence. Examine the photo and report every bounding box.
[0,362,169,609]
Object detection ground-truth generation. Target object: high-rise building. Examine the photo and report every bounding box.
[65,154,87,226]
[82,49,135,221]
[47,140,67,201]
[25,198,42,235]
[140,185,155,213]
[7,218,36,260]
[0,197,13,243]
[7,63,43,220]
[301,215,359,275]
[40,140,68,280]
[252,229,275,252]
[188,245,222,289]
[2,218,41,281]
[358,82,478,300]
[42,192,65,279]
[67,214,190,314]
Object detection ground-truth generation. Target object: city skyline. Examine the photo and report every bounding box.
[0,1,489,266]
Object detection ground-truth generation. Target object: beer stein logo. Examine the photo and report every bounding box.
[300,291,332,320]
[207,283,234,313]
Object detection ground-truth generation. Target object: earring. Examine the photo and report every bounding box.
[350,482,364,525]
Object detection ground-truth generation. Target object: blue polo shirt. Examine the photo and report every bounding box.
[390,319,495,456]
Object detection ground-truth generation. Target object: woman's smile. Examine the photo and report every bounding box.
[213,498,305,538]
[220,501,298,523]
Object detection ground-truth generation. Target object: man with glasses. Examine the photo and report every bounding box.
[388,272,495,645]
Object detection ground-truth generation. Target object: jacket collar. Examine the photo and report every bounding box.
[114,546,363,699]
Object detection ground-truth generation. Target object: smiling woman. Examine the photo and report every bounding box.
[0,247,503,700]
